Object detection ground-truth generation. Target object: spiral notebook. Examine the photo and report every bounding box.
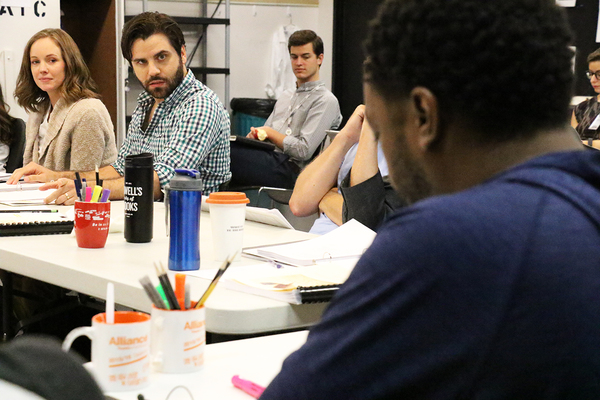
[0,211,73,236]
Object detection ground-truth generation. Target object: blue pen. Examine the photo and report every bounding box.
[99,188,111,203]
[74,172,82,201]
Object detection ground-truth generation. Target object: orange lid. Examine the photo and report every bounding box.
[206,192,250,204]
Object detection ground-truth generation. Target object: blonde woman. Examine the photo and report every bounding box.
[14,28,116,172]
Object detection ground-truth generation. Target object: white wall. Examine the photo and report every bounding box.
[0,1,60,121]
[317,0,333,90]
[125,1,332,109]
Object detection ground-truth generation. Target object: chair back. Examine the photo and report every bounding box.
[6,118,25,173]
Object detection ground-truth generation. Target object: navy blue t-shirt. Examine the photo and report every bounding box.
[261,150,600,399]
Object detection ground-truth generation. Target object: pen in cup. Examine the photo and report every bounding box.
[99,188,111,203]
[91,185,102,202]
[81,178,87,199]
[75,172,83,201]
[95,165,102,188]
[154,261,180,310]
[139,275,167,309]
[175,273,186,310]
[184,282,191,310]
[156,285,170,309]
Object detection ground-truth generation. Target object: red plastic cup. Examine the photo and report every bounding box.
[74,201,111,248]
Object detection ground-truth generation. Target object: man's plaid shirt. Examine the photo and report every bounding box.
[113,71,231,193]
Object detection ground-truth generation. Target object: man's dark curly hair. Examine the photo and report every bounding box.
[364,0,574,142]
[121,12,185,63]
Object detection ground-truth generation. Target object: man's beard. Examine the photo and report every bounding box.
[387,136,434,206]
[143,61,185,99]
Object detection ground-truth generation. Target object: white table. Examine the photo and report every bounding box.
[106,330,308,399]
[0,202,327,335]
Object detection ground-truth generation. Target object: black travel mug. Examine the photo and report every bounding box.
[124,153,154,243]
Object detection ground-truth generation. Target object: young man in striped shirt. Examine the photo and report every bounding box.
[230,30,342,189]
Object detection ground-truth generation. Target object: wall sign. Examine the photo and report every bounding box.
[0,1,47,17]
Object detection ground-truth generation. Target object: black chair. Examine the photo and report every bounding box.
[6,118,25,173]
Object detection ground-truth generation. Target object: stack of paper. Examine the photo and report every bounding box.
[0,182,56,205]
[184,220,376,304]
[243,219,377,267]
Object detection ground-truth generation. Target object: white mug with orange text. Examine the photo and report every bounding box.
[151,305,206,373]
[62,311,151,392]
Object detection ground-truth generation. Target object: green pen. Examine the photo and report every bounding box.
[156,285,170,310]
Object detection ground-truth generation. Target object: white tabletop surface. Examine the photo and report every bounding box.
[105,330,308,399]
[0,201,328,334]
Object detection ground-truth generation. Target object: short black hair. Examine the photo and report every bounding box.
[587,48,600,64]
[288,30,324,57]
[364,0,574,142]
[121,12,185,63]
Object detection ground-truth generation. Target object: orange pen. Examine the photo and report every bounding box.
[175,273,186,309]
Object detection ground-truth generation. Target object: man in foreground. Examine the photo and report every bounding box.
[260,0,600,398]
[9,12,230,202]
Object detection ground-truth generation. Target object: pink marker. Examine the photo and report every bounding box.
[231,375,265,399]
[85,186,93,202]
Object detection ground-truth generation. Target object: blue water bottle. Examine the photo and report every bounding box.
[165,169,203,271]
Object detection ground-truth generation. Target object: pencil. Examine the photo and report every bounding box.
[195,253,236,308]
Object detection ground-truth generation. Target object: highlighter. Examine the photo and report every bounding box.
[156,285,170,310]
[232,375,265,398]
[99,188,111,203]
[175,273,186,309]
[90,185,103,202]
